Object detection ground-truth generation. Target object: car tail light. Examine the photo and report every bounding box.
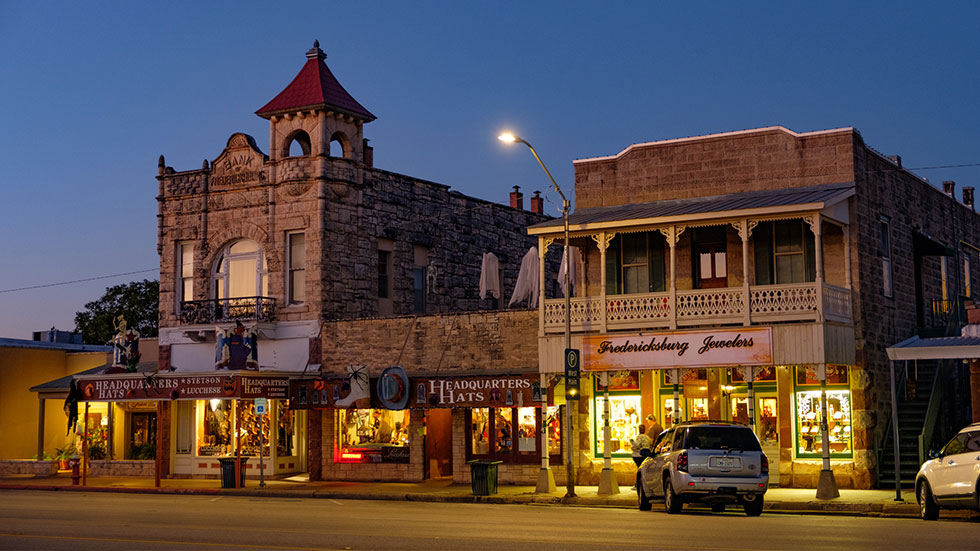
[761,454,769,475]
[677,451,688,473]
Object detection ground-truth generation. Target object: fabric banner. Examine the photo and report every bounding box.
[582,327,773,371]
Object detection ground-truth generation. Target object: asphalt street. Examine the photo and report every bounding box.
[0,490,976,551]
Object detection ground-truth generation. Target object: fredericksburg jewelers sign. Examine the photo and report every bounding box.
[582,327,773,371]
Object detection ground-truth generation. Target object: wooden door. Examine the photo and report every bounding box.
[424,409,453,478]
[696,243,728,288]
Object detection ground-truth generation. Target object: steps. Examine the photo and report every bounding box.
[877,363,938,489]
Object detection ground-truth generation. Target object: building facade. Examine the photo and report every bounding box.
[530,126,980,488]
[150,42,555,482]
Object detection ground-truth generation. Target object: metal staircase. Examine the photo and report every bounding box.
[876,361,941,488]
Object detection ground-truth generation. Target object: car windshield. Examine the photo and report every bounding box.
[684,426,761,452]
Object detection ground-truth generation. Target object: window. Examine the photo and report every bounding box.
[335,408,410,463]
[198,399,233,456]
[178,243,194,308]
[605,232,666,294]
[413,246,428,314]
[175,401,193,455]
[964,252,972,298]
[592,372,642,458]
[468,406,560,463]
[213,240,268,299]
[794,366,852,458]
[378,250,391,299]
[287,232,306,304]
[753,220,816,285]
[880,217,893,297]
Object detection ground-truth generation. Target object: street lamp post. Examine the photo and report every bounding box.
[499,132,576,497]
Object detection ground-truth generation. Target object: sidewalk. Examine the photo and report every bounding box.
[1,472,976,520]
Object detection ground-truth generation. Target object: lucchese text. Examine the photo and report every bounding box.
[595,334,755,357]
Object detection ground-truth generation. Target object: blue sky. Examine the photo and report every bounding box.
[1,1,978,339]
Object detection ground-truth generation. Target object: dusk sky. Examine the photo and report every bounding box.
[1,1,978,340]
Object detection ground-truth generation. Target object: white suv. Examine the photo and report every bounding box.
[915,422,980,520]
[637,422,769,516]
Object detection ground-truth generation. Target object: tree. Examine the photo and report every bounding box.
[74,279,159,345]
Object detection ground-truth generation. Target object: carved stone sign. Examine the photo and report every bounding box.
[210,133,266,188]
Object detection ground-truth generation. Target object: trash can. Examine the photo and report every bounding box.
[467,460,502,496]
[218,457,248,488]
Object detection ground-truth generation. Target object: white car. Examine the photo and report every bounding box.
[915,422,980,520]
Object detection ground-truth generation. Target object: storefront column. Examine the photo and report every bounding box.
[671,368,680,424]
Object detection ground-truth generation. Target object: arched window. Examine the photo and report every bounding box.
[286,131,311,157]
[213,240,269,299]
[329,131,350,159]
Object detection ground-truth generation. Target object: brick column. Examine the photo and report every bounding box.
[308,410,323,480]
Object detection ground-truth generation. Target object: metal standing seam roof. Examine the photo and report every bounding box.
[528,183,855,232]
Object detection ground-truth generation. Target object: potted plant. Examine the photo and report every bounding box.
[55,447,73,470]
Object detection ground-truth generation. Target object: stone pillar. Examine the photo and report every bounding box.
[308,410,323,481]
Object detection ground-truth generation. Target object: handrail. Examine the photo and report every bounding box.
[875,366,906,483]
[917,361,945,465]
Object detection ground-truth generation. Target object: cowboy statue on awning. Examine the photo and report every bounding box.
[106,315,141,374]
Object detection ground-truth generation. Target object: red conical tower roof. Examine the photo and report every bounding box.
[256,41,375,121]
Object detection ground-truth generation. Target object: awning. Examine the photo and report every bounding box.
[913,231,954,257]
[71,371,292,402]
[886,335,980,361]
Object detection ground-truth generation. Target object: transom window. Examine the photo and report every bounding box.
[213,240,269,299]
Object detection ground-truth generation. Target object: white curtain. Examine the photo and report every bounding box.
[479,252,501,299]
[558,246,580,298]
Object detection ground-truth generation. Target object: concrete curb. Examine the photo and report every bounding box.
[1,483,974,519]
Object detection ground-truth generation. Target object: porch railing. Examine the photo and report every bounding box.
[179,297,277,325]
[542,282,851,332]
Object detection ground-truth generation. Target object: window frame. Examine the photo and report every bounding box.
[286,232,306,305]
[465,406,562,464]
[177,242,195,312]
[378,250,391,300]
[880,217,893,298]
[212,240,269,300]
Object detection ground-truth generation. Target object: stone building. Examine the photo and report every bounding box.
[529,126,980,489]
[145,41,557,482]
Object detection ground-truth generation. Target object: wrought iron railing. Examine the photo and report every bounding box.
[179,297,277,324]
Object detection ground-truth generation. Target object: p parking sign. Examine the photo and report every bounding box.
[254,397,267,415]
[564,348,580,398]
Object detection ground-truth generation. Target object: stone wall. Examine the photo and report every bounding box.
[89,460,156,477]
[0,460,58,477]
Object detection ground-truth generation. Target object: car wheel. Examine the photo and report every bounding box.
[711,503,726,513]
[918,481,939,521]
[637,475,652,511]
[664,476,682,514]
[743,495,764,517]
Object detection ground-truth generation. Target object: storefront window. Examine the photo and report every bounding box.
[793,365,852,458]
[594,394,643,457]
[758,397,778,445]
[336,409,410,463]
[239,401,270,457]
[127,412,157,460]
[467,407,556,463]
[730,396,751,425]
[199,399,233,456]
[276,400,296,457]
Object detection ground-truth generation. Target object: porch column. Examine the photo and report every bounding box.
[808,215,824,322]
[36,397,45,460]
[843,224,852,289]
[594,232,613,333]
[659,226,685,330]
[538,237,549,336]
[734,219,753,326]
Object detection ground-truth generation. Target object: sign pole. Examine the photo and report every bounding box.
[816,363,840,499]
[256,398,267,489]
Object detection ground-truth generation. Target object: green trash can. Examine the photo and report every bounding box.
[218,457,248,488]
[467,460,502,496]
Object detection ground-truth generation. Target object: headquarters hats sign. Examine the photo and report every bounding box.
[582,327,773,371]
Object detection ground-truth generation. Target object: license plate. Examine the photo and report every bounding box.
[711,457,735,468]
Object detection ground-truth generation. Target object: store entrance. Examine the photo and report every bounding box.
[727,392,780,486]
[424,409,452,479]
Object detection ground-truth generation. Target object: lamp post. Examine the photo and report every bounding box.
[499,132,575,497]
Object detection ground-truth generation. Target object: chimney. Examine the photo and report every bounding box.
[943,180,956,198]
[509,186,523,209]
[887,155,902,168]
[362,139,373,168]
[964,187,975,210]
[530,190,544,215]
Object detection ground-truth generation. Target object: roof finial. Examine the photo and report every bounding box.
[306,40,326,61]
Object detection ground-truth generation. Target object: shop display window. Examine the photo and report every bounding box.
[690,398,708,420]
[199,399,233,456]
[127,412,157,460]
[662,397,681,427]
[336,408,410,464]
[239,401,271,457]
[593,394,643,457]
[730,396,751,425]
[276,400,296,457]
[796,365,849,386]
[795,390,852,457]
[467,406,558,463]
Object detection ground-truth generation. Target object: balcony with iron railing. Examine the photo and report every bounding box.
[542,282,852,333]
[179,297,277,325]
